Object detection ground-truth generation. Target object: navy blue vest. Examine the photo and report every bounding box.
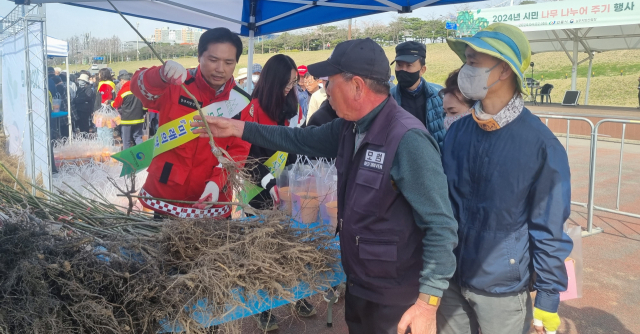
[336,97,427,305]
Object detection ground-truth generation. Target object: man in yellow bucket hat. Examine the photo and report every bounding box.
[438,23,573,334]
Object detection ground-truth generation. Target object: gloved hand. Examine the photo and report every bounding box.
[397,295,437,334]
[533,307,561,334]
[194,181,220,210]
[270,185,280,206]
[160,60,187,85]
[260,173,280,206]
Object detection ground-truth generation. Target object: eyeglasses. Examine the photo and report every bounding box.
[286,79,297,88]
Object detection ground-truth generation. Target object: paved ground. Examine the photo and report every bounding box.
[222,136,640,334]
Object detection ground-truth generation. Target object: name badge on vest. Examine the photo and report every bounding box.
[363,149,385,170]
[178,95,203,109]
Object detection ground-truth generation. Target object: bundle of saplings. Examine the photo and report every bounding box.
[0,164,338,334]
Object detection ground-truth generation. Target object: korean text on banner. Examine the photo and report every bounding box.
[455,0,639,34]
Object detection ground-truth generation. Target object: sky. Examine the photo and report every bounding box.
[0,1,497,42]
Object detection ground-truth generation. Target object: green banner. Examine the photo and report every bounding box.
[236,183,264,212]
[111,139,155,177]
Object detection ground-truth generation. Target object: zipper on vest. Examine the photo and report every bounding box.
[355,236,359,245]
[340,219,343,232]
[353,123,357,133]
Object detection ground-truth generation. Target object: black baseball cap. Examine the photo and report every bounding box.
[391,41,426,65]
[307,38,390,82]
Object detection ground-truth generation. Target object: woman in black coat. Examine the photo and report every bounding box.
[73,74,96,133]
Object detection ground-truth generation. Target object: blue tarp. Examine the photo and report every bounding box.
[241,0,483,36]
[25,0,484,37]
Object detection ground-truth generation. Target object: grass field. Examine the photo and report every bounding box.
[71,44,640,107]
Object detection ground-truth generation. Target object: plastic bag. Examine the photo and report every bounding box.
[92,104,120,129]
[52,98,62,112]
[276,165,293,215]
[52,133,120,166]
[289,156,321,224]
[316,159,338,229]
[560,224,583,301]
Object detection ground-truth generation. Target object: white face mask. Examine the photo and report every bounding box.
[444,108,473,130]
[252,75,260,83]
[458,63,501,101]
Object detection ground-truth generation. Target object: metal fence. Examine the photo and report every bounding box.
[537,114,640,237]
[589,119,640,222]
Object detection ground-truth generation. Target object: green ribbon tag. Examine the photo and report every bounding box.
[236,183,264,212]
[111,139,155,177]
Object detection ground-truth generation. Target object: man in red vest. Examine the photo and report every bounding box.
[130,28,251,218]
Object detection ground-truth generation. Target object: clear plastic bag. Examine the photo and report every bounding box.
[289,156,321,224]
[52,98,62,112]
[52,133,120,167]
[282,156,339,226]
[316,158,338,229]
[92,104,121,129]
[276,165,293,215]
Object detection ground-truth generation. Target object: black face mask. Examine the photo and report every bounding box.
[395,70,421,89]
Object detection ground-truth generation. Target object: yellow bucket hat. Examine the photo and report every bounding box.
[447,23,531,94]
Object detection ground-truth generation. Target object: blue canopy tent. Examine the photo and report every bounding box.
[20,0,483,91]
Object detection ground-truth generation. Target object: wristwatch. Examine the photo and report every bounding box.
[419,294,441,307]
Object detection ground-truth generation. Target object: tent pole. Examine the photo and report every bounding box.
[246,0,257,94]
[585,54,593,105]
[571,29,578,91]
[23,6,37,193]
[247,30,254,94]
[66,56,72,139]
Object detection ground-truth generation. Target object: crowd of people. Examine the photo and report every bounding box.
[187,23,572,334]
[47,65,155,149]
[44,21,573,334]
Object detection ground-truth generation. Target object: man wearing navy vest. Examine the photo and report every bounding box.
[390,41,446,150]
[439,23,573,334]
[192,38,458,334]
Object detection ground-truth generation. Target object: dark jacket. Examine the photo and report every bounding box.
[442,107,573,313]
[53,83,68,112]
[306,100,338,127]
[390,78,446,150]
[112,81,145,124]
[48,75,58,99]
[73,82,96,115]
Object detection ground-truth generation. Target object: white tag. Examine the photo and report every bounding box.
[201,90,248,119]
[365,150,385,164]
[363,150,385,170]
